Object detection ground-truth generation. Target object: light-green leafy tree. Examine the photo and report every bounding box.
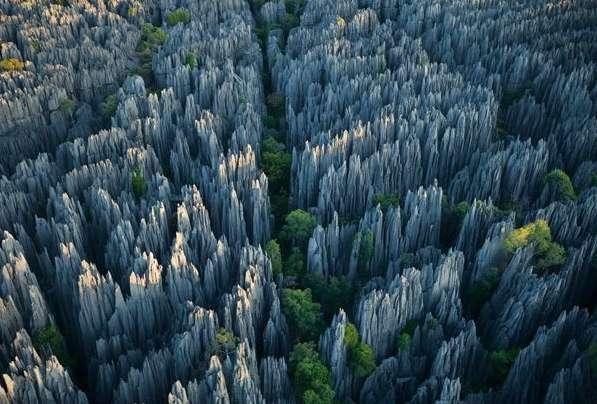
[265,239,282,275]
[280,209,316,249]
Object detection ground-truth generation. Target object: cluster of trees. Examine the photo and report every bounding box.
[132,23,166,87]
[289,343,335,404]
[504,219,566,272]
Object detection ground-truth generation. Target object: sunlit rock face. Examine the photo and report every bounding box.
[0,0,595,402]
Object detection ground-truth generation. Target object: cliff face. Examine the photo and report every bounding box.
[0,0,596,403]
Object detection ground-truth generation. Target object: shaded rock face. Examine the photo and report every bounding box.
[0,0,596,403]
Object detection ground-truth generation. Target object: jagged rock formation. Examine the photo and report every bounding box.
[0,0,595,402]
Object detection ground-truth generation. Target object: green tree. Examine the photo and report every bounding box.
[289,343,335,404]
[489,348,519,386]
[280,209,316,249]
[185,52,198,69]
[396,320,417,352]
[543,169,576,201]
[131,167,147,199]
[58,97,75,114]
[304,274,354,319]
[261,136,291,191]
[100,94,118,120]
[32,325,74,368]
[285,247,306,278]
[466,268,501,317]
[265,239,282,275]
[343,323,375,378]
[166,8,191,26]
[282,289,324,341]
[372,192,400,211]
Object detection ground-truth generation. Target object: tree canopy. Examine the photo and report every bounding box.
[282,288,324,341]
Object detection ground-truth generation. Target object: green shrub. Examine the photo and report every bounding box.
[0,58,25,71]
[100,94,118,120]
[166,8,191,26]
[466,268,500,317]
[265,239,282,275]
[32,325,74,368]
[372,192,400,211]
[184,52,198,69]
[396,320,417,352]
[128,5,140,16]
[214,328,238,355]
[344,323,375,378]
[503,219,566,271]
[396,333,411,352]
[489,348,519,386]
[282,288,324,342]
[543,169,576,201]
[131,167,147,199]
[139,23,166,48]
[280,209,316,249]
[58,97,75,114]
[357,230,374,277]
[289,343,335,404]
